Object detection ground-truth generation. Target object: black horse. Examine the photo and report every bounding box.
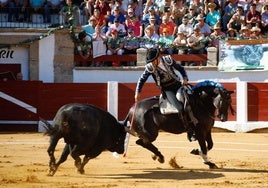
[123,81,235,168]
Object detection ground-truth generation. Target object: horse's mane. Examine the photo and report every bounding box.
[192,80,224,92]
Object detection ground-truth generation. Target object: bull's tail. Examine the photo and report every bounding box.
[39,117,56,136]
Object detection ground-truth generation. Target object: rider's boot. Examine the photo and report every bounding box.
[178,112,196,142]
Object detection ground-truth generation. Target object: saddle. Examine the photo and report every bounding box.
[159,85,191,115]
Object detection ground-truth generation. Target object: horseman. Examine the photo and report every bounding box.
[134,48,196,142]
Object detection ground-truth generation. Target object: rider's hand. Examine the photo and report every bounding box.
[134,93,140,102]
[182,78,188,85]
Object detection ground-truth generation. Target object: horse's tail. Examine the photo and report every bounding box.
[39,117,56,136]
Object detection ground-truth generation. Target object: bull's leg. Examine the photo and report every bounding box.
[68,145,84,174]
[136,139,164,163]
[47,135,60,176]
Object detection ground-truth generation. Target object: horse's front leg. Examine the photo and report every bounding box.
[190,136,218,169]
[136,139,165,163]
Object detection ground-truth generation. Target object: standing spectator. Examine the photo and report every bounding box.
[205,2,221,28]
[170,0,187,26]
[82,15,98,37]
[177,17,193,38]
[75,31,92,66]
[106,17,126,38]
[140,25,159,48]
[60,0,81,26]
[159,14,177,36]
[245,3,262,28]
[227,6,245,31]
[123,28,140,66]
[187,25,206,66]
[46,0,64,23]
[7,0,26,22]
[195,14,211,36]
[106,29,124,66]
[261,5,268,35]
[125,7,143,37]
[28,0,48,22]
[222,0,238,31]
[158,28,174,54]
[91,8,105,29]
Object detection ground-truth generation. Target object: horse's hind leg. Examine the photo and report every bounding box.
[136,139,165,163]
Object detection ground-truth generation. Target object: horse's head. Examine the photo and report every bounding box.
[213,88,235,122]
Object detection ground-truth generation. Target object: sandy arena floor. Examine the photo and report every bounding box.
[0,132,267,188]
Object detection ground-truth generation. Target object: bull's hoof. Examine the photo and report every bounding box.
[204,161,218,169]
[190,149,199,155]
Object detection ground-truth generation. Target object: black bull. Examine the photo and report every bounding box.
[41,103,129,176]
[123,84,235,168]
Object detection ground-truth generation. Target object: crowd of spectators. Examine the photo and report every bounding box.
[2,0,268,66]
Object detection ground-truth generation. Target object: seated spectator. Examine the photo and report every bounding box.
[125,7,143,37]
[128,0,143,21]
[145,15,160,35]
[91,8,105,29]
[173,31,187,54]
[94,0,110,18]
[205,2,221,28]
[261,5,268,35]
[75,31,92,66]
[195,14,211,36]
[189,0,204,15]
[143,0,159,15]
[227,27,237,39]
[82,15,98,37]
[184,5,198,27]
[142,6,161,28]
[60,0,81,26]
[170,0,187,26]
[250,26,263,38]
[239,25,251,38]
[209,24,226,48]
[159,14,177,37]
[123,28,139,66]
[177,17,193,38]
[140,25,159,49]
[222,0,238,31]
[173,31,187,65]
[108,6,125,25]
[106,17,126,38]
[245,3,261,28]
[106,29,124,66]
[187,25,206,66]
[158,28,174,54]
[227,6,245,32]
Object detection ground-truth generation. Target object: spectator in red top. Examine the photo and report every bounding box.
[245,3,262,28]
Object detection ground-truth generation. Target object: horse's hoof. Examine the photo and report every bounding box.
[158,156,165,163]
[47,169,56,176]
[204,162,218,169]
[190,149,199,155]
[77,169,85,174]
[152,154,157,161]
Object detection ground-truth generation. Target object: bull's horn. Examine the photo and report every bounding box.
[124,127,138,137]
